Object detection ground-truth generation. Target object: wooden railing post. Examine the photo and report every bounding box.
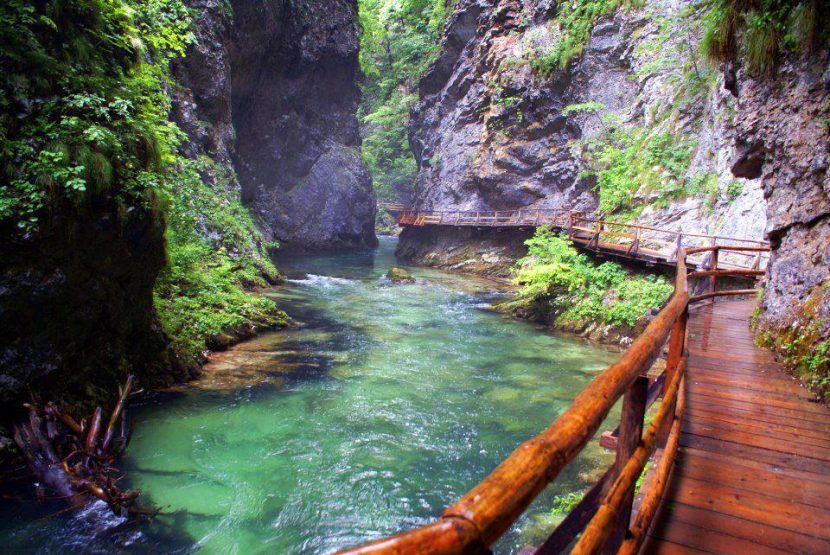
[708,247,719,297]
[671,232,682,262]
[605,375,649,554]
[660,307,687,443]
[627,226,640,256]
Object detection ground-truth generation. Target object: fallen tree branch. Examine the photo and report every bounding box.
[13,375,144,516]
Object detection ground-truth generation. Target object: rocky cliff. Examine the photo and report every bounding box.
[400,0,828,380]
[733,54,829,334]
[0,0,374,422]
[0,202,181,413]
[172,0,376,251]
[398,0,767,274]
[231,0,377,250]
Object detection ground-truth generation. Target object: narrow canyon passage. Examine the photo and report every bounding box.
[0,238,621,554]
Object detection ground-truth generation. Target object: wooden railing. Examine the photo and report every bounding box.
[378,202,407,212]
[397,209,769,272]
[338,244,770,555]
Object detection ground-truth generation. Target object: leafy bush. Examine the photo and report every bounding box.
[506,229,674,331]
[0,0,192,232]
[0,0,286,366]
[701,0,830,76]
[357,0,452,200]
[154,156,287,362]
[579,127,696,217]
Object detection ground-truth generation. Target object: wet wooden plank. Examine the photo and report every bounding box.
[647,502,830,554]
[673,450,830,510]
[646,516,783,555]
[684,411,830,450]
[647,300,830,554]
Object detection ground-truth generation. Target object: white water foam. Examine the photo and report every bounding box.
[288,274,358,289]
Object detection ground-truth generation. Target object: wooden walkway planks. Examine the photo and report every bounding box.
[644,300,830,555]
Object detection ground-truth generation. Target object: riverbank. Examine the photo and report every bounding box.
[0,236,622,554]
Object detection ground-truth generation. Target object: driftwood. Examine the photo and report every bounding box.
[13,375,141,516]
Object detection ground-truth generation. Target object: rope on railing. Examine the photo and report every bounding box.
[337,244,771,555]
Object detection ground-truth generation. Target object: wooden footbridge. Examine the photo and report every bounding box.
[391,207,770,273]
[336,210,830,554]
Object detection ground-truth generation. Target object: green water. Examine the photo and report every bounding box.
[0,237,618,554]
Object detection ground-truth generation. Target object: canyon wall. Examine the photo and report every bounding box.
[174,0,376,251]
[231,0,377,250]
[733,54,829,336]
[399,0,767,275]
[0,0,374,417]
[401,0,828,352]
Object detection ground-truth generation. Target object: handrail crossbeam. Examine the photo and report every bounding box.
[395,209,769,274]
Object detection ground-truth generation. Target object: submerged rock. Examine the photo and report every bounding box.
[387,267,416,284]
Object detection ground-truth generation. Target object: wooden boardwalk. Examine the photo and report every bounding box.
[394,208,770,273]
[644,300,830,554]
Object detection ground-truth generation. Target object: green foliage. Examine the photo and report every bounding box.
[562,102,607,117]
[701,0,830,75]
[756,285,830,403]
[360,93,419,200]
[0,0,193,232]
[507,229,673,330]
[687,172,720,212]
[579,127,696,217]
[549,492,583,516]
[726,179,744,200]
[0,0,285,366]
[529,1,621,75]
[358,0,452,200]
[154,238,286,362]
[154,155,286,363]
[528,1,643,76]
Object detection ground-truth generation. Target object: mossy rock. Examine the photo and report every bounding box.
[387,267,415,284]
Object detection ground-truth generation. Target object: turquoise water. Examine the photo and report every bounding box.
[0,237,618,554]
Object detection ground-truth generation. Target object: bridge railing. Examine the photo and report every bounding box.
[398,209,770,272]
[337,244,770,555]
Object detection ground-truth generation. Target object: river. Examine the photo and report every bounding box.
[0,237,618,554]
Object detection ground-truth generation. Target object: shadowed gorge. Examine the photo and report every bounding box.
[1,0,829,553]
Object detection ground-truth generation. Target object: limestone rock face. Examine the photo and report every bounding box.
[399,0,767,273]
[230,0,377,250]
[172,0,376,251]
[171,0,236,167]
[733,55,830,330]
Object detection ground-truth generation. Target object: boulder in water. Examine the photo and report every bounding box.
[387,267,415,284]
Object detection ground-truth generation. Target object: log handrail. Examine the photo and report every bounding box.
[398,209,770,246]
